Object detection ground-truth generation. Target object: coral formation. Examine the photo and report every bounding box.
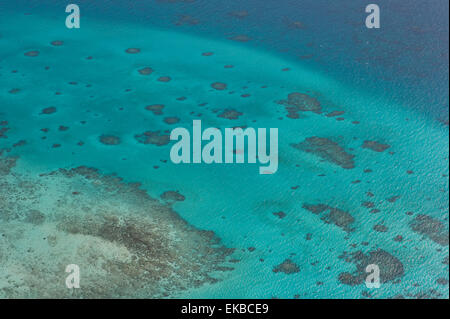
[273,259,300,274]
[0,155,234,298]
[291,137,355,169]
[338,249,404,286]
[135,131,170,146]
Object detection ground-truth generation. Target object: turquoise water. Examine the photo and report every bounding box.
[0,1,448,298]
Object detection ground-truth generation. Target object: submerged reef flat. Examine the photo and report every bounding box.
[125,48,141,54]
[0,154,234,298]
[291,137,355,169]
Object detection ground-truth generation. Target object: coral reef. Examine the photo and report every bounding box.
[338,249,404,286]
[40,107,57,115]
[273,259,300,274]
[362,140,391,152]
[134,131,170,146]
[145,104,165,115]
[0,155,234,298]
[218,109,243,120]
[138,67,153,75]
[160,190,186,202]
[291,137,355,169]
[277,92,322,118]
[50,40,64,46]
[303,203,355,232]
[99,135,121,146]
[125,48,141,54]
[24,50,39,57]
[163,117,180,124]
[211,82,227,90]
[410,214,449,246]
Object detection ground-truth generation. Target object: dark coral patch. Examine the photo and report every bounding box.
[13,140,27,148]
[410,214,449,246]
[0,154,17,175]
[326,111,345,117]
[50,40,64,46]
[163,116,180,124]
[373,224,388,232]
[322,208,355,232]
[302,203,329,214]
[157,76,171,82]
[9,88,21,94]
[362,201,375,208]
[211,82,227,90]
[125,48,141,54]
[218,109,243,120]
[437,278,449,285]
[40,107,57,115]
[338,249,404,286]
[145,104,164,115]
[138,67,153,75]
[24,209,45,225]
[160,190,186,202]
[0,164,234,297]
[229,10,249,19]
[0,127,10,139]
[303,203,355,232]
[24,50,39,57]
[99,135,121,146]
[291,137,355,169]
[273,211,286,219]
[202,52,214,56]
[277,92,322,118]
[229,35,251,42]
[386,195,401,203]
[135,131,170,146]
[174,15,199,26]
[273,259,300,274]
[362,140,391,152]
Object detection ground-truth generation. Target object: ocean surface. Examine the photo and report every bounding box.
[0,0,448,298]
